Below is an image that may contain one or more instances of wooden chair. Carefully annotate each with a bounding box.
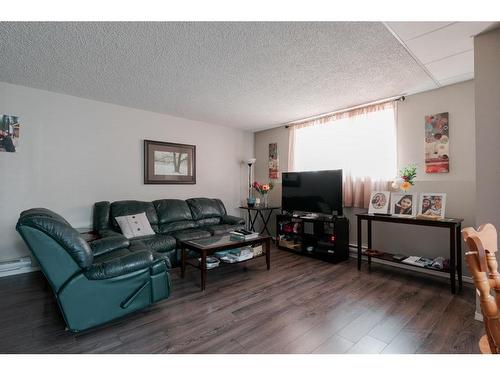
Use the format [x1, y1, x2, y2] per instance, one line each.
[462, 223, 500, 354]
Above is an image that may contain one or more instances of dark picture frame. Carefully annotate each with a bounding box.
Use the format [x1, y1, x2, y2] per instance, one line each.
[144, 140, 196, 184]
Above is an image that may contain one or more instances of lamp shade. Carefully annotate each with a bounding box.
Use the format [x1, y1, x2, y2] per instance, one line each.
[247, 158, 256, 165]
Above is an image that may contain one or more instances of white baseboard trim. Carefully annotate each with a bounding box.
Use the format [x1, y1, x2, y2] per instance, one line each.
[348, 244, 473, 285]
[0, 265, 39, 278]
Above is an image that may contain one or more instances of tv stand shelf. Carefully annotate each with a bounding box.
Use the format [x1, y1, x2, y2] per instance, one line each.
[276, 214, 349, 263]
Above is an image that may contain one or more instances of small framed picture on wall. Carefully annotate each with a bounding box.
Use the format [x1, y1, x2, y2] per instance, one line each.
[390, 193, 417, 217]
[418, 193, 446, 219]
[368, 191, 390, 214]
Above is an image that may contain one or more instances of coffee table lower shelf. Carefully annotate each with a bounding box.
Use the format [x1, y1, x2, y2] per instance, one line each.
[180, 235, 271, 291]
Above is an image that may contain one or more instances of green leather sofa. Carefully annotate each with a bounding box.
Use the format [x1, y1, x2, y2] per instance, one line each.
[16, 208, 172, 332]
[93, 197, 245, 267]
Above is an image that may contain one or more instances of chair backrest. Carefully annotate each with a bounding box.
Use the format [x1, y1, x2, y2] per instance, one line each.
[16, 208, 93, 292]
[462, 223, 500, 353]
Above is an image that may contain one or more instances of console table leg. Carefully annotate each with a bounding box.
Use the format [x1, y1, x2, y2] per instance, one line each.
[367, 219, 372, 269]
[249, 211, 259, 232]
[201, 251, 207, 291]
[357, 216, 362, 270]
[456, 223, 463, 292]
[265, 237, 271, 270]
[450, 226, 456, 294]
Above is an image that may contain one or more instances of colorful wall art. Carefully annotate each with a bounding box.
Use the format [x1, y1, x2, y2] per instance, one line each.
[268, 142, 279, 179]
[425, 112, 449, 173]
[0, 114, 20, 153]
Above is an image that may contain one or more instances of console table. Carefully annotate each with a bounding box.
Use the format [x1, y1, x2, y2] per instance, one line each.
[356, 213, 463, 294]
[239, 206, 281, 236]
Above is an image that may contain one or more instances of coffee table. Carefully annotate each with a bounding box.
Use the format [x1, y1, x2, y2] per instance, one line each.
[180, 234, 271, 291]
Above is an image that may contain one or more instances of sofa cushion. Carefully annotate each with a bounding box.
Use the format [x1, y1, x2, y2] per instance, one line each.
[186, 198, 226, 221]
[170, 229, 212, 242]
[153, 199, 198, 233]
[110, 201, 159, 232]
[130, 234, 176, 253]
[201, 223, 244, 236]
[195, 217, 221, 226]
[85, 250, 154, 280]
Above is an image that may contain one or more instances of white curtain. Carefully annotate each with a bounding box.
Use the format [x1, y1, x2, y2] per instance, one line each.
[288, 101, 397, 208]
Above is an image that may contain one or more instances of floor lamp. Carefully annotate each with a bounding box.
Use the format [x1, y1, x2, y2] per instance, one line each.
[246, 158, 256, 207]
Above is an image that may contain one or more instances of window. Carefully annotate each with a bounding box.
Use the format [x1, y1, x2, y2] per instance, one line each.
[288, 101, 397, 208]
[291, 102, 397, 181]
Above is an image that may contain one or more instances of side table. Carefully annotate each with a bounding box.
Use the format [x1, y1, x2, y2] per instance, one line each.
[239, 206, 281, 236]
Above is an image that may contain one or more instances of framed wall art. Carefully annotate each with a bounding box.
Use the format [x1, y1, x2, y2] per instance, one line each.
[425, 112, 449, 173]
[144, 140, 196, 184]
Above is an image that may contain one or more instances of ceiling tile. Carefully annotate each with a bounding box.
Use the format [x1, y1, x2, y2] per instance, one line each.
[385, 22, 454, 41]
[405, 22, 493, 64]
[425, 50, 474, 82]
[438, 72, 474, 87]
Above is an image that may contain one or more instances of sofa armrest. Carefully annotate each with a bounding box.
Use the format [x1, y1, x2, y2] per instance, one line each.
[221, 215, 245, 226]
[84, 250, 154, 280]
[89, 235, 130, 257]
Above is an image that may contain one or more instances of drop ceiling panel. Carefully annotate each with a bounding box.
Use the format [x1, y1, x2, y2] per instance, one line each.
[405, 22, 491, 64]
[425, 50, 474, 81]
[385, 22, 454, 41]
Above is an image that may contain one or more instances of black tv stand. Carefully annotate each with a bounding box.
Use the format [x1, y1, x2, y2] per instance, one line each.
[276, 213, 349, 263]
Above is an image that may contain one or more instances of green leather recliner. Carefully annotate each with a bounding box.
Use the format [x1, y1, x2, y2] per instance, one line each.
[16, 208, 171, 332]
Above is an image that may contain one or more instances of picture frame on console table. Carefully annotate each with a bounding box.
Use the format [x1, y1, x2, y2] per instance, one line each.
[390, 193, 417, 218]
[417, 193, 446, 220]
[368, 191, 390, 214]
[144, 140, 196, 184]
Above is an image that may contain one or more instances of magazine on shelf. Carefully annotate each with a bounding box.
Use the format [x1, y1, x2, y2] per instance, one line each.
[214, 247, 254, 263]
[229, 229, 259, 240]
[401, 256, 434, 268]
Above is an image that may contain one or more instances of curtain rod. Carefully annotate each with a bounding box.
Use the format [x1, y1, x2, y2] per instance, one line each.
[283, 95, 405, 128]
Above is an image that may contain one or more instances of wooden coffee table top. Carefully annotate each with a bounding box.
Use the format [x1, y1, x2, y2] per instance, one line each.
[181, 234, 271, 252]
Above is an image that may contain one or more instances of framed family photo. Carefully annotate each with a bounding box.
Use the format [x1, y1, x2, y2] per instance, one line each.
[144, 140, 196, 184]
[418, 193, 446, 219]
[368, 191, 390, 214]
[390, 193, 417, 217]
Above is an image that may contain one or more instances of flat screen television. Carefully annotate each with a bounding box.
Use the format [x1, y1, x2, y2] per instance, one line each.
[282, 170, 343, 216]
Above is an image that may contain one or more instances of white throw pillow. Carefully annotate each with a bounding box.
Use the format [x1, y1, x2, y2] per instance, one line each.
[115, 212, 155, 239]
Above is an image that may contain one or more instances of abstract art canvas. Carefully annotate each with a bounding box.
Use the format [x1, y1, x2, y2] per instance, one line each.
[425, 112, 449, 173]
[268, 142, 279, 179]
[0, 114, 20, 153]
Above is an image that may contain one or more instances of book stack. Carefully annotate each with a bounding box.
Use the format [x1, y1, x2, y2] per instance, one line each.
[230, 229, 259, 241]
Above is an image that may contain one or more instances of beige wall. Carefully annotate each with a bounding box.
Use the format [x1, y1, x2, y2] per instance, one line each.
[474, 28, 500, 229]
[254, 80, 475, 261]
[0, 82, 254, 262]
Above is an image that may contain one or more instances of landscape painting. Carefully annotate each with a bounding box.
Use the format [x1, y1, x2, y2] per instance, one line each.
[144, 140, 196, 184]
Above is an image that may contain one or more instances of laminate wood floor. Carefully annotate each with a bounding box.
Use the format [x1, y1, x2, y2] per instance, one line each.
[0, 247, 484, 354]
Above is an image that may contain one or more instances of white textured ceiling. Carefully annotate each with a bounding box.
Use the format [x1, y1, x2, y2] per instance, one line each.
[0, 22, 449, 130]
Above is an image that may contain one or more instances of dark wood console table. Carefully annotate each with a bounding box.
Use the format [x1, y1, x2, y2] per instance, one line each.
[239, 206, 281, 236]
[356, 213, 463, 294]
